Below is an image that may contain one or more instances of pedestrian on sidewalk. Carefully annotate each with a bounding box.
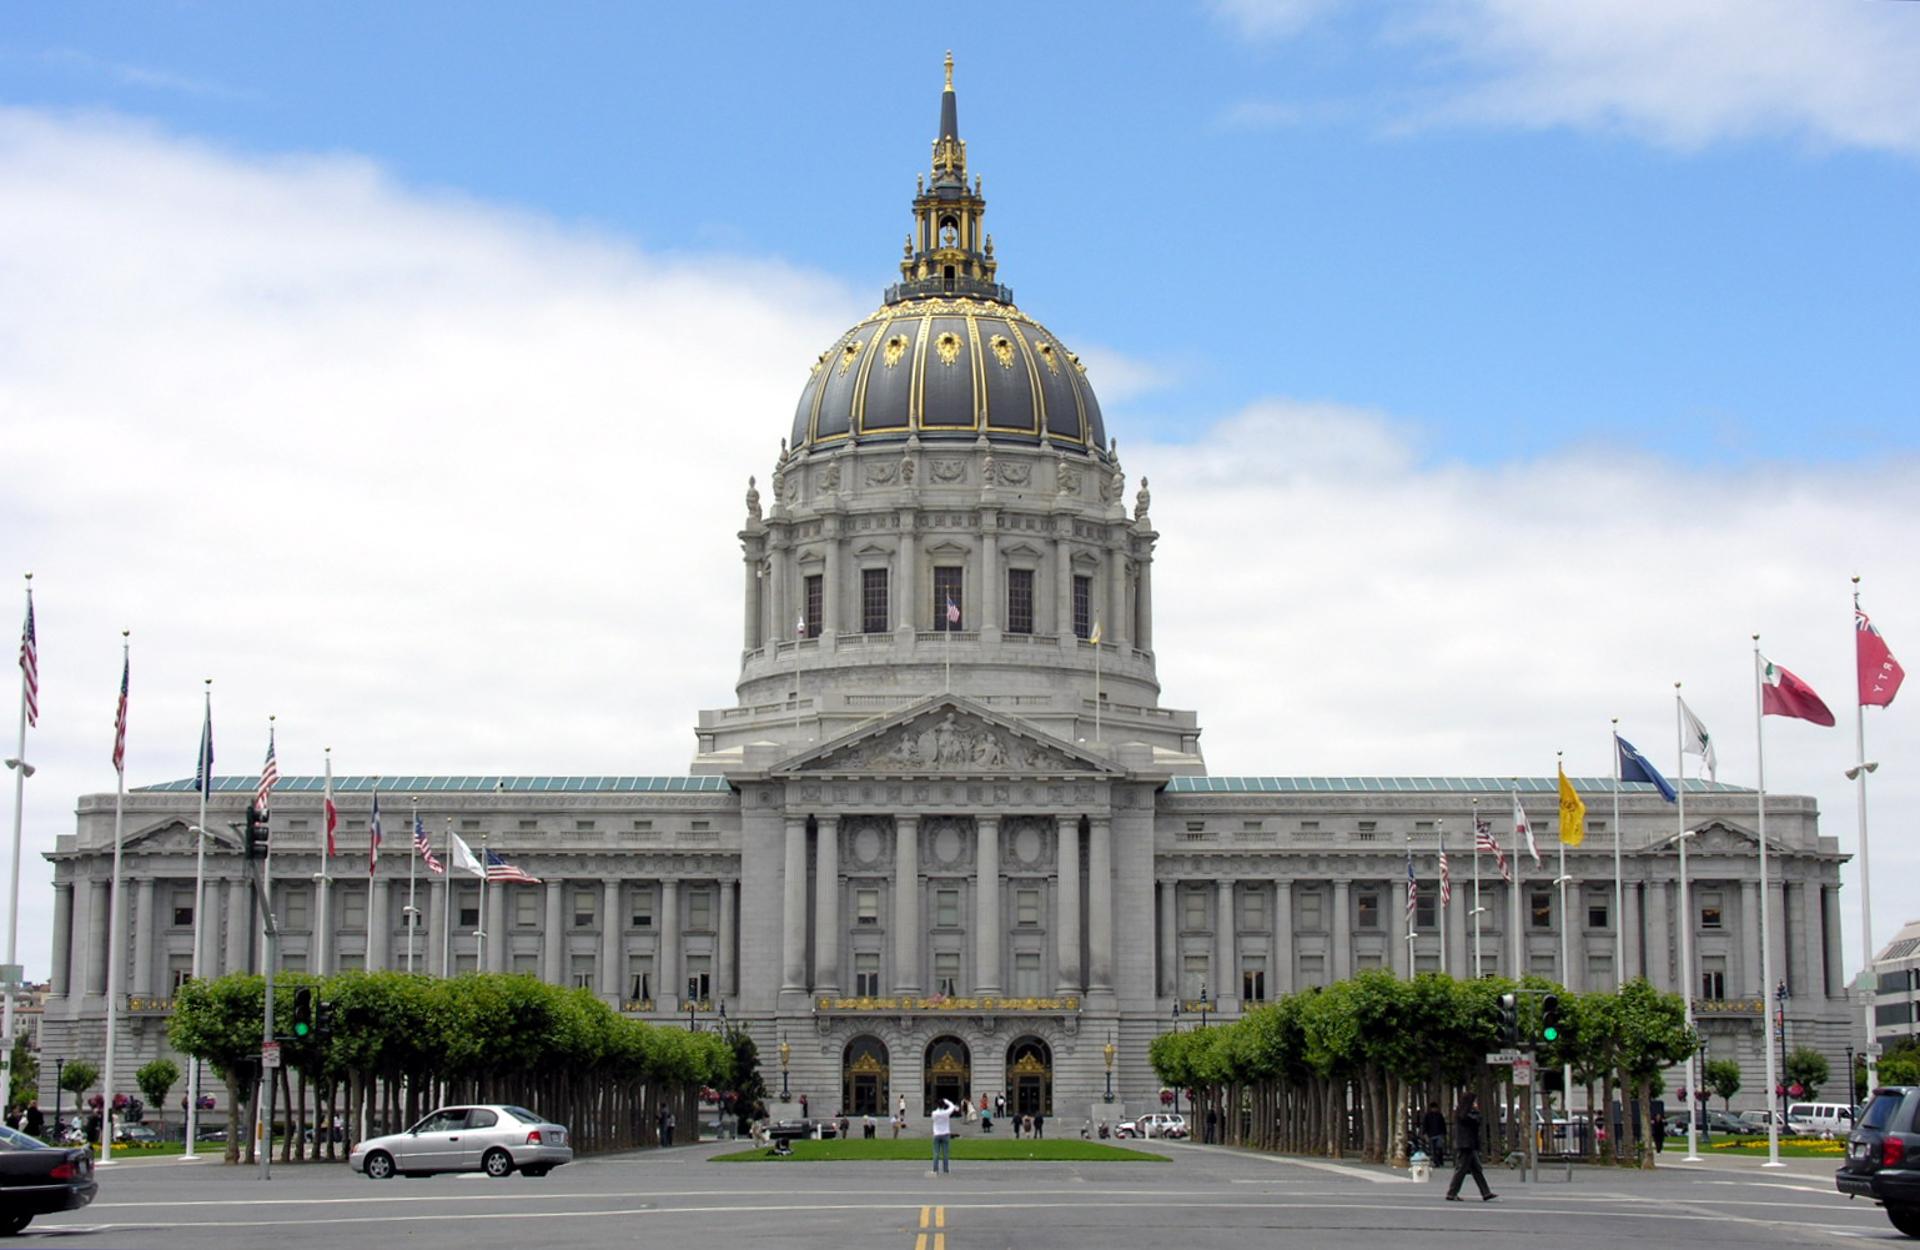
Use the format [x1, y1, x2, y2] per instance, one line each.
[1444, 1093, 1497, 1203]
[1421, 1103, 1448, 1165]
[930, 1099, 957, 1174]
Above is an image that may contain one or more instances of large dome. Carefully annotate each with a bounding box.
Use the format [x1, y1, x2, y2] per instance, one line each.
[789, 299, 1106, 453]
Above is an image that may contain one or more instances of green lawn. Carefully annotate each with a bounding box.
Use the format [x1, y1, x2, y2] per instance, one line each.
[713, 1137, 1166, 1163]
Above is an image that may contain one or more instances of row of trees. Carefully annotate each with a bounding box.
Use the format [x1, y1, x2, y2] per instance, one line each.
[1149, 973, 1695, 1168]
[168, 971, 738, 1165]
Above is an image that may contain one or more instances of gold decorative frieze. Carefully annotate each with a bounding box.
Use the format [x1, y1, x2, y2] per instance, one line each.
[883, 334, 910, 368]
[814, 994, 1081, 1013]
[935, 331, 962, 366]
[1692, 998, 1763, 1018]
[620, 999, 656, 1013]
[125, 995, 175, 1014]
[838, 339, 865, 375]
[989, 335, 1016, 369]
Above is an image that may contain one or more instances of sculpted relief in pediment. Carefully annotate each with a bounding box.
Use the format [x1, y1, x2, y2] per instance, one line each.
[820, 712, 1076, 774]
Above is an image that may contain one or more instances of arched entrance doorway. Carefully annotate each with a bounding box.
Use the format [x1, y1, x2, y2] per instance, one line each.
[1006, 1036, 1052, 1118]
[841, 1036, 889, 1117]
[923, 1035, 971, 1116]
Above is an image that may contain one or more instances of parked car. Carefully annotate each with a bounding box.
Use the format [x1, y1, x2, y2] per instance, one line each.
[1740, 1109, 1787, 1132]
[0, 1123, 98, 1235]
[1789, 1102, 1856, 1140]
[1115, 1113, 1187, 1140]
[1668, 1109, 1751, 1137]
[1835, 1086, 1920, 1238]
[348, 1104, 572, 1180]
[111, 1123, 161, 1145]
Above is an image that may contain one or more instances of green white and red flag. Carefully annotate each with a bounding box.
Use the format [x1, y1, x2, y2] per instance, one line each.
[1760, 656, 1835, 726]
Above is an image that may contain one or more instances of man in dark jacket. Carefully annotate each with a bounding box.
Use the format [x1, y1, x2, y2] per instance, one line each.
[1444, 1093, 1497, 1202]
[1421, 1103, 1449, 1165]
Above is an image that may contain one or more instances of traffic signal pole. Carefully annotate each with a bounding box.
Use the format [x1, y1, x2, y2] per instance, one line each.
[244, 815, 279, 1182]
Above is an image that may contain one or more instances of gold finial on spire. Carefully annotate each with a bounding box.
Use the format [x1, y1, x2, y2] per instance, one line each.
[944, 50, 954, 91]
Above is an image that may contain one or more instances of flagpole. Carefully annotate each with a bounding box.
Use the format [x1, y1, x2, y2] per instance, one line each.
[366, 780, 379, 971]
[1676, 682, 1702, 1162]
[1853, 576, 1879, 1094]
[99, 631, 129, 1167]
[1471, 798, 1483, 980]
[476, 832, 489, 972]
[1611, 719, 1624, 986]
[1404, 835, 1415, 979]
[182, 678, 211, 1162]
[441, 818, 453, 977]
[1437, 820, 1447, 979]
[406, 799, 419, 974]
[1556, 754, 1570, 991]
[1753, 636, 1783, 1169]
[1093, 627, 1102, 745]
[1510, 790, 1523, 983]
[1, 576, 34, 1139]
[260, 716, 274, 977]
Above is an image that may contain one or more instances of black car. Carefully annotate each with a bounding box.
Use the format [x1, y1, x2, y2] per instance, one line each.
[1836, 1086, 1920, 1238]
[0, 1124, 98, 1235]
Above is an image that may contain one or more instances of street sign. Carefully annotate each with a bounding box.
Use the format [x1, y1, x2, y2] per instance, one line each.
[1485, 1050, 1523, 1064]
[0, 963, 22, 990]
[1512, 1057, 1534, 1086]
[261, 1041, 281, 1070]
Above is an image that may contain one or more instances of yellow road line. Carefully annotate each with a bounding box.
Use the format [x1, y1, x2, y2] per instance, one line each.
[919, 1205, 931, 1228]
[936, 1205, 946, 1227]
[934, 1235, 945, 1250]
[914, 1235, 926, 1250]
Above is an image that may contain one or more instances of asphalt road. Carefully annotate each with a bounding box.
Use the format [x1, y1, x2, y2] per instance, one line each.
[21, 1141, 1905, 1248]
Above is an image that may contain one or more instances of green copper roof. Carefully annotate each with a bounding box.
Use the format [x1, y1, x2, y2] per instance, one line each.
[135, 776, 732, 795]
[1164, 776, 1746, 795]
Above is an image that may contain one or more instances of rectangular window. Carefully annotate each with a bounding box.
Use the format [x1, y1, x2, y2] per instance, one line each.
[1181, 889, 1206, 932]
[338, 953, 365, 973]
[631, 885, 654, 929]
[1014, 952, 1042, 996]
[854, 953, 881, 997]
[515, 890, 539, 928]
[803, 574, 823, 638]
[1700, 891, 1724, 929]
[284, 888, 309, 931]
[1241, 890, 1268, 931]
[458, 889, 479, 929]
[1357, 953, 1385, 971]
[168, 953, 193, 993]
[573, 889, 596, 928]
[1701, 956, 1728, 1001]
[342, 887, 366, 930]
[511, 953, 538, 976]
[687, 955, 712, 1002]
[1588, 951, 1614, 984]
[1530, 890, 1554, 929]
[933, 566, 963, 631]
[569, 954, 595, 990]
[402, 901, 424, 930]
[628, 955, 653, 1003]
[1529, 953, 1558, 979]
[1016, 888, 1040, 927]
[688, 887, 712, 931]
[518, 819, 538, 832]
[1072, 574, 1093, 640]
[1356, 891, 1380, 930]
[1588, 898, 1610, 930]
[1242, 955, 1267, 1003]
[1006, 568, 1035, 634]
[935, 889, 960, 928]
[934, 951, 961, 996]
[862, 567, 889, 634]
[454, 953, 477, 975]
[461, 818, 481, 831]
[1299, 952, 1327, 987]
[575, 819, 596, 832]
[1299, 891, 1323, 930]
[856, 888, 880, 926]
[172, 890, 195, 928]
[1415, 887, 1436, 931]
[1184, 953, 1211, 999]
[280, 952, 306, 973]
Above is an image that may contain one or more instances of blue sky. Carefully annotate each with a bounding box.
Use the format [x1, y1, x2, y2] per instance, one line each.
[8, 1, 1915, 466]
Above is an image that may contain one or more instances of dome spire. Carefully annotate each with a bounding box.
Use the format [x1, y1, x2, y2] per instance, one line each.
[889, 51, 1006, 305]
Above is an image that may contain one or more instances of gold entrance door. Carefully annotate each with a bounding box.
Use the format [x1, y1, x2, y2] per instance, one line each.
[1007, 1037, 1052, 1118]
[923, 1035, 972, 1116]
[842, 1036, 890, 1117]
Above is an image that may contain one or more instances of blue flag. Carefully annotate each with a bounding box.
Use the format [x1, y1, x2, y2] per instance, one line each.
[195, 700, 215, 799]
[1616, 734, 1677, 803]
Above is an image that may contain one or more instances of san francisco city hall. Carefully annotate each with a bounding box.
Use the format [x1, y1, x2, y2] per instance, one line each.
[39, 63, 1852, 1124]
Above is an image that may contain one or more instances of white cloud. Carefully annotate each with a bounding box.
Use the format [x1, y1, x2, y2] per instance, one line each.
[1211, 0, 1342, 41]
[1219, 0, 1920, 156]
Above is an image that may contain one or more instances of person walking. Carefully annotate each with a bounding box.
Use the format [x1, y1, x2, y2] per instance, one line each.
[930, 1098, 957, 1174]
[1444, 1093, 1497, 1203]
[1034, 1111, 1044, 1139]
[22, 1101, 44, 1141]
[1421, 1103, 1448, 1166]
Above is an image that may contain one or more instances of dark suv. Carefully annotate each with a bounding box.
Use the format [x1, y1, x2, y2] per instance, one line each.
[1836, 1086, 1920, 1237]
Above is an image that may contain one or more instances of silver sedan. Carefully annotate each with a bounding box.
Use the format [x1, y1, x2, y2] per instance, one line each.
[348, 1104, 573, 1179]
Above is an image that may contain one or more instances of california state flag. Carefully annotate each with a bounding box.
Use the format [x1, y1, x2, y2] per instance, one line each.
[1761, 655, 1835, 726]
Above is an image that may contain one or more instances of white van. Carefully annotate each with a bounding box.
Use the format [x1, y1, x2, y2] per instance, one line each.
[1786, 1102, 1855, 1139]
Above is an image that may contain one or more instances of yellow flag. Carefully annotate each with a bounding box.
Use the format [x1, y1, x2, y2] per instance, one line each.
[1089, 619, 1103, 645]
[1557, 764, 1586, 847]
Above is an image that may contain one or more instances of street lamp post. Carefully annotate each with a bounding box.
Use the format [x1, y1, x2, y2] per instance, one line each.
[52, 1057, 64, 1139]
[1775, 980, 1791, 1125]
[779, 1034, 791, 1101]
[1198, 980, 1211, 1030]
[1103, 1032, 1115, 1104]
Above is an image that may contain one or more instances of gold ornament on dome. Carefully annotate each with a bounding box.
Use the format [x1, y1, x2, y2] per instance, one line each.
[838, 339, 865, 375]
[883, 334, 910, 368]
[989, 335, 1016, 369]
[935, 331, 962, 366]
[1033, 340, 1061, 375]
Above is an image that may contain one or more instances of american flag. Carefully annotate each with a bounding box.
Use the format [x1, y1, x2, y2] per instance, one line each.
[484, 848, 540, 884]
[945, 596, 960, 625]
[18, 594, 37, 728]
[111, 653, 129, 775]
[1474, 816, 1510, 882]
[1438, 848, 1452, 907]
[368, 790, 383, 877]
[256, 727, 279, 813]
[414, 813, 443, 875]
[1405, 847, 1418, 918]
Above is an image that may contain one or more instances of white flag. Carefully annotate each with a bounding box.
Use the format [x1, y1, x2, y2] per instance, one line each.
[1513, 791, 1540, 867]
[1679, 697, 1717, 781]
[449, 832, 485, 877]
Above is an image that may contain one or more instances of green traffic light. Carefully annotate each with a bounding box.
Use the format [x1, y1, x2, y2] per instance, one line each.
[1542, 1026, 1558, 1042]
[293, 1021, 310, 1037]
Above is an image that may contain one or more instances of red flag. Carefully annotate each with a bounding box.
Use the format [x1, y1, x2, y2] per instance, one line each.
[323, 795, 338, 857]
[1761, 656, 1835, 726]
[1858, 606, 1905, 708]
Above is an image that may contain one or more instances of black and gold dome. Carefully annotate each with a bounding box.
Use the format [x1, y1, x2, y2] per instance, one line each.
[790, 55, 1106, 455]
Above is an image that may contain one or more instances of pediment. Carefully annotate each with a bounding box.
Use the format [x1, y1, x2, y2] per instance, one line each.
[124, 819, 201, 854]
[1689, 821, 1760, 855]
[777, 696, 1115, 778]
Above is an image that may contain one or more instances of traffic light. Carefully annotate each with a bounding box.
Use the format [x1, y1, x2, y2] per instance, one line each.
[1541, 994, 1567, 1046]
[315, 999, 335, 1039]
[243, 803, 267, 859]
[1497, 992, 1518, 1046]
[290, 986, 313, 1039]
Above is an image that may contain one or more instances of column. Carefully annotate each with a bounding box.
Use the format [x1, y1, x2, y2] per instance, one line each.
[659, 879, 680, 1008]
[1621, 881, 1643, 984]
[543, 880, 564, 984]
[743, 552, 763, 651]
[1331, 880, 1352, 982]
[424, 873, 445, 979]
[50, 883, 73, 996]
[1785, 881, 1811, 998]
[815, 816, 841, 993]
[368, 878, 390, 971]
[1215, 879, 1236, 1009]
[769, 537, 789, 647]
[485, 880, 506, 972]
[1822, 885, 1844, 999]
[1054, 526, 1074, 643]
[82, 880, 109, 994]
[1390, 874, 1409, 977]
[1271, 880, 1293, 995]
[975, 816, 1001, 994]
[823, 520, 842, 638]
[1741, 879, 1764, 996]
[1135, 549, 1154, 652]
[223, 878, 249, 976]
[1447, 871, 1470, 981]
[717, 878, 735, 999]
[981, 524, 1000, 634]
[1088, 816, 1114, 991]
[600, 880, 622, 997]
[132, 877, 156, 996]
[1156, 879, 1176, 996]
[1644, 880, 1672, 992]
[896, 516, 919, 636]
[1107, 546, 1127, 648]
[1056, 816, 1081, 993]
[782, 818, 808, 991]
[894, 816, 920, 992]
